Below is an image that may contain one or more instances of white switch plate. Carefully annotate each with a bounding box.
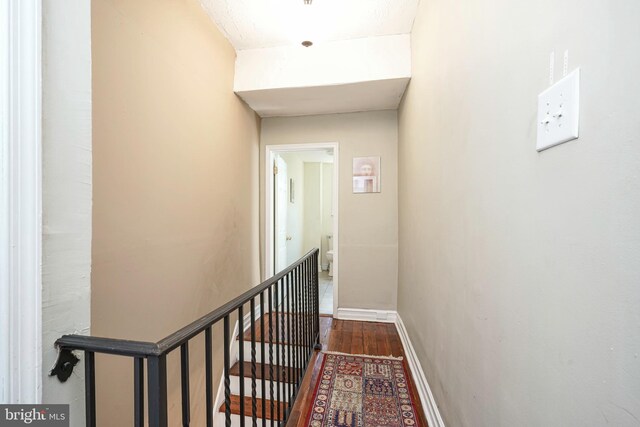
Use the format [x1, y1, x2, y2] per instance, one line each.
[537, 68, 580, 151]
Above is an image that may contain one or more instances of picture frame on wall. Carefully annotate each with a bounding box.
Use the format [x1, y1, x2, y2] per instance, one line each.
[352, 156, 381, 193]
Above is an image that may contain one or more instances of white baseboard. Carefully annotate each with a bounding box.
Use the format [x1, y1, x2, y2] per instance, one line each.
[395, 314, 445, 427]
[335, 307, 397, 323]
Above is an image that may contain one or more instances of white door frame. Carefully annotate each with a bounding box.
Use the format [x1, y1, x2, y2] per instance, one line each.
[265, 143, 339, 315]
[0, 0, 43, 403]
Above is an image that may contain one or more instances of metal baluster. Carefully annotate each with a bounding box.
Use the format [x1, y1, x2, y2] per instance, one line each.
[148, 355, 168, 427]
[293, 265, 299, 396]
[315, 254, 319, 342]
[239, 305, 246, 427]
[286, 272, 293, 416]
[275, 281, 282, 424]
[298, 263, 303, 388]
[314, 252, 321, 350]
[293, 266, 300, 404]
[224, 315, 232, 427]
[251, 298, 257, 427]
[260, 291, 267, 427]
[305, 257, 310, 362]
[283, 276, 289, 422]
[85, 351, 96, 427]
[313, 256, 317, 349]
[302, 258, 306, 365]
[307, 258, 318, 360]
[268, 286, 275, 427]
[205, 327, 213, 427]
[297, 262, 303, 386]
[304, 259, 308, 368]
[180, 343, 191, 427]
[311, 255, 315, 345]
[307, 258, 318, 361]
[134, 357, 144, 427]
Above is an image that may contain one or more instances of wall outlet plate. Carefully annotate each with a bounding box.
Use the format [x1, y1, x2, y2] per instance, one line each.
[537, 68, 580, 151]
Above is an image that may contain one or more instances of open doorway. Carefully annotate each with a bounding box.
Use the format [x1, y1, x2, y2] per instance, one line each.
[266, 143, 338, 316]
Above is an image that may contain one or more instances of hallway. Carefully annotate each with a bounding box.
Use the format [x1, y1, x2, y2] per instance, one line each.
[287, 317, 428, 427]
[7, 0, 638, 426]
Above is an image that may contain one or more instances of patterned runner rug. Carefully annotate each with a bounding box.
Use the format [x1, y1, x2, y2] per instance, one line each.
[305, 351, 422, 427]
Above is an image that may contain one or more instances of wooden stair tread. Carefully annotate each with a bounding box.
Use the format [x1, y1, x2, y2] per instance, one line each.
[219, 395, 286, 421]
[239, 312, 314, 345]
[230, 361, 300, 383]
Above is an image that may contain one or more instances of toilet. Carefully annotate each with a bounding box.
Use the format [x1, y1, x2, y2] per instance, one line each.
[326, 235, 334, 277]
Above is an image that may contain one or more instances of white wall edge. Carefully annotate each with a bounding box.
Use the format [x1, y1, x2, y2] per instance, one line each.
[395, 314, 445, 427]
[1, 0, 43, 404]
[335, 308, 397, 323]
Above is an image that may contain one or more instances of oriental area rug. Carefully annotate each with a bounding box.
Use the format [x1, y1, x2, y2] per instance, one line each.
[305, 352, 422, 427]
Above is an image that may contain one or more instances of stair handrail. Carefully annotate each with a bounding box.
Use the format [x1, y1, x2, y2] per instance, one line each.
[54, 249, 318, 358]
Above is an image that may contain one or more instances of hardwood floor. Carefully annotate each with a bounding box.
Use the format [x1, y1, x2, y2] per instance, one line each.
[286, 317, 429, 427]
[221, 314, 428, 427]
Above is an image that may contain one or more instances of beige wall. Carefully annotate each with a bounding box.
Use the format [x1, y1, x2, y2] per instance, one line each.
[261, 111, 398, 311]
[398, 0, 640, 426]
[91, 0, 260, 425]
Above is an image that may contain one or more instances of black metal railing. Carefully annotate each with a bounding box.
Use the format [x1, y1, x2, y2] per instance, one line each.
[51, 249, 321, 427]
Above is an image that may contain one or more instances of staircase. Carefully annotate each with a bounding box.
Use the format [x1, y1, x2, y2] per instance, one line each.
[52, 249, 320, 427]
[217, 312, 311, 426]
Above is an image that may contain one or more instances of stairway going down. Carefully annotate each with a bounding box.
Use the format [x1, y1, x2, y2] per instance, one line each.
[52, 249, 320, 427]
[217, 311, 316, 427]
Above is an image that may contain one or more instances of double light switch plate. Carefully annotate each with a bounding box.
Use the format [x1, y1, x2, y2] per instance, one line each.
[537, 68, 580, 151]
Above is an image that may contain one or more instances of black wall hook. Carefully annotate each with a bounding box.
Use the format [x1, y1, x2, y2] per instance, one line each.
[50, 348, 80, 382]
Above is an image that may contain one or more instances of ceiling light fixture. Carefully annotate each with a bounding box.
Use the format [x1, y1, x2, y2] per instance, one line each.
[300, 0, 314, 47]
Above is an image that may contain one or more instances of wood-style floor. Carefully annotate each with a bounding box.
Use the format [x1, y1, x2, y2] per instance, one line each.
[286, 315, 429, 427]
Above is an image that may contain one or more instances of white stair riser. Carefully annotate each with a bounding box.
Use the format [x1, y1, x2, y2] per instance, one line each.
[229, 376, 290, 402]
[214, 413, 282, 427]
[238, 342, 312, 367]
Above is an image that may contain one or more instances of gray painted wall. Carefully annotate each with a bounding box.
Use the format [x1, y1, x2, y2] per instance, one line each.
[398, 0, 640, 425]
[261, 111, 399, 311]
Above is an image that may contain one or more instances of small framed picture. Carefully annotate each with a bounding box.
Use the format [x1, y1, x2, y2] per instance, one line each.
[352, 156, 380, 193]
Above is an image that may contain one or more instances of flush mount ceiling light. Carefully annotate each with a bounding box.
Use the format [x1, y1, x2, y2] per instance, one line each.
[301, 0, 313, 46]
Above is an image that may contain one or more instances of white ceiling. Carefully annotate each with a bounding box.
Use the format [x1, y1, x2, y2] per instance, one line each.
[200, 0, 420, 50]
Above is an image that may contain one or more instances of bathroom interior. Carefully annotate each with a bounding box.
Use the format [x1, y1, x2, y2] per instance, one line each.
[275, 149, 334, 314]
